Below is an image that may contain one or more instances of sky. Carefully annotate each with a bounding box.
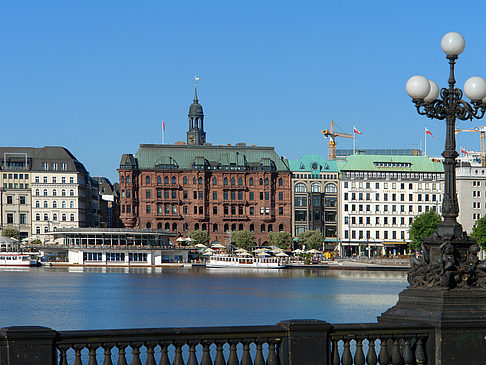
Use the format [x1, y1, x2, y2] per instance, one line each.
[1, 1, 486, 183]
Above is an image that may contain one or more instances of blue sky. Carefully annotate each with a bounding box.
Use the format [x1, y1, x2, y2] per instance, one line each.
[1, 1, 486, 182]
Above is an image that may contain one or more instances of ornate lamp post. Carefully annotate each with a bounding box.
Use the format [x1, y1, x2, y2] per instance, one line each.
[403, 32, 486, 289]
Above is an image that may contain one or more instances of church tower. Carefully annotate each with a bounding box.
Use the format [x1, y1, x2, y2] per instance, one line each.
[187, 77, 206, 145]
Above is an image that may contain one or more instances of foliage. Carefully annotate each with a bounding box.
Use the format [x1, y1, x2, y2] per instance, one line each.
[268, 231, 292, 249]
[1, 228, 19, 239]
[408, 211, 441, 250]
[297, 230, 324, 250]
[472, 216, 486, 250]
[188, 230, 209, 245]
[31, 239, 42, 245]
[231, 230, 255, 251]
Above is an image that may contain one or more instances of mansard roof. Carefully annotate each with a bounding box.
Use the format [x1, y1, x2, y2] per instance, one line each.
[288, 154, 339, 173]
[338, 154, 444, 173]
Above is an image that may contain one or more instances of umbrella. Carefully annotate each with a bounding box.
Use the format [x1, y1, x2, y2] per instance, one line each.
[234, 248, 247, 253]
[211, 243, 226, 249]
[185, 237, 195, 242]
[0, 236, 18, 244]
[270, 248, 283, 253]
[202, 251, 214, 256]
[292, 249, 304, 254]
[195, 243, 207, 249]
[257, 252, 270, 257]
[203, 248, 215, 253]
[307, 249, 321, 254]
[254, 248, 267, 253]
[237, 252, 252, 257]
[175, 237, 186, 242]
[276, 252, 289, 257]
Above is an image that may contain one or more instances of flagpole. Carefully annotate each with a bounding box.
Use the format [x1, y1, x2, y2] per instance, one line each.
[353, 124, 356, 154]
[162, 120, 165, 144]
[424, 126, 427, 156]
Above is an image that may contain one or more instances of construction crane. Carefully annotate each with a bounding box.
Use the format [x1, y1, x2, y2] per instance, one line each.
[321, 121, 353, 160]
[455, 126, 486, 167]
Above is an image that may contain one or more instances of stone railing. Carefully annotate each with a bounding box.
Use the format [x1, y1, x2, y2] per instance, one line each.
[0, 320, 434, 365]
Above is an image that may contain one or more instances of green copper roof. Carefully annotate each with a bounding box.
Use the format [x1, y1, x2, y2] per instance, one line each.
[127, 144, 290, 171]
[288, 154, 339, 173]
[339, 154, 444, 173]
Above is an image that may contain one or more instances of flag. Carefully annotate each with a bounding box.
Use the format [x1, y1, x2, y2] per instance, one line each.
[461, 148, 468, 155]
[353, 126, 363, 135]
[162, 120, 166, 131]
[425, 126, 434, 138]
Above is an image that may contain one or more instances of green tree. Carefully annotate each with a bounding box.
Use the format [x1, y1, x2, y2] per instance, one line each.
[268, 231, 292, 249]
[297, 230, 324, 250]
[472, 216, 486, 250]
[188, 230, 209, 245]
[1, 228, 19, 239]
[408, 211, 441, 250]
[231, 230, 255, 251]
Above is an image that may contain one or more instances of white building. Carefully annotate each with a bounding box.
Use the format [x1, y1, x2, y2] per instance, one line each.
[456, 165, 486, 234]
[338, 154, 444, 257]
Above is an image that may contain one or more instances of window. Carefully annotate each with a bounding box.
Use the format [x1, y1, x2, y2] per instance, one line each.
[224, 178, 228, 185]
[212, 177, 217, 185]
[249, 178, 254, 186]
[264, 178, 269, 186]
[250, 207, 254, 215]
[278, 178, 283, 186]
[6, 196, 13, 204]
[43, 189, 48, 196]
[279, 207, 283, 215]
[279, 192, 283, 200]
[35, 189, 40, 196]
[62, 189, 66, 196]
[44, 201, 48, 208]
[238, 177, 243, 185]
[70, 189, 74, 196]
[146, 205, 151, 213]
[70, 177, 74, 183]
[53, 213, 58, 221]
[231, 178, 235, 186]
[213, 191, 217, 200]
[294, 183, 307, 193]
[53, 177, 57, 183]
[53, 189, 57, 196]
[183, 176, 188, 185]
[146, 176, 150, 184]
[20, 214, 26, 225]
[35, 176, 40, 183]
[35, 201, 40, 208]
[43, 176, 48, 183]
[70, 214, 75, 222]
[324, 183, 337, 193]
[70, 201, 74, 209]
[62, 201, 66, 208]
[7, 213, 13, 224]
[311, 183, 321, 192]
[62, 177, 66, 183]
[44, 213, 49, 221]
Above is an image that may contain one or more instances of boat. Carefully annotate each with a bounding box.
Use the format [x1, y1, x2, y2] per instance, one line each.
[206, 254, 286, 269]
[0, 252, 41, 267]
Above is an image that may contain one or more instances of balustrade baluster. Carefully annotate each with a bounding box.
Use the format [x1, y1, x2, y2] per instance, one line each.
[201, 343, 212, 365]
[187, 344, 198, 365]
[341, 339, 352, 365]
[159, 345, 170, 365]
[58, 347, 68, 365]
[241, 342, 252, 365]
[74, 346, 83, 365]
[214, 342, 225, 365]
[88, 346, 99, 365]
[254, 342, 265, 365]
[354, 338, 365, 365]
[145, 344, 156, 365]
[391, 338, 402, 365]
[103, 345, 113, 365]
[415, 337, 426, 365]
[227, 342, 238, 365]
[366, 338, 377, 365]
[116, 345, 128, 365]
[378, 338, 389, 365]
[402, 338, 414, 365]
[331, 339, 340, 365]
[130, 345, 142, 365]
[174, 343, 184, 365]
[266, 341, 279, 365]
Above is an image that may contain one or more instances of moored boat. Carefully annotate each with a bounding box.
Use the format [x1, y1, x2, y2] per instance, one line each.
[206, 254, 286, 269]
[0, 252, 41, 267]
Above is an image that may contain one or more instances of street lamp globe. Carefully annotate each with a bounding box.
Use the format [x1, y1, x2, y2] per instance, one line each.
[423, 80, 440, 102]
[440, 32, 465, 56]
[406, 75, 430, 99]
[464, 76, 486, 102]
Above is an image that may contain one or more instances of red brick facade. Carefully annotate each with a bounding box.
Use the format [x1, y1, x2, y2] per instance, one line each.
[118, 169, 292, 246]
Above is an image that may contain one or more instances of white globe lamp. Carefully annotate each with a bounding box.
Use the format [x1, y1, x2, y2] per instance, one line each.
[406, 75, 430, 100]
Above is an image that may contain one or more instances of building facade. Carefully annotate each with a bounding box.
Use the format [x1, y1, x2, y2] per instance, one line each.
[456, 165, 486, 234]
[338, 154, 444, 257]
[288, 155, 339, 248]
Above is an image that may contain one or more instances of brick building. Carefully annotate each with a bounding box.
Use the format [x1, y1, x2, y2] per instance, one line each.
[118, 87, 291, 246]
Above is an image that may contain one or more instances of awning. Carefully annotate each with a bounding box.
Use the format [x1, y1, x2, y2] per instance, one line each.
[383, 241, 408, 246]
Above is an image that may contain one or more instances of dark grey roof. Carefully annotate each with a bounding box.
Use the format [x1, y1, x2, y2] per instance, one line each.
[189, 100, 203, 116]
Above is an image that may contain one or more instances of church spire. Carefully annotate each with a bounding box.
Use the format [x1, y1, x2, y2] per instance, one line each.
[187, 76, 206, 145]
[194, 75, 199, 101]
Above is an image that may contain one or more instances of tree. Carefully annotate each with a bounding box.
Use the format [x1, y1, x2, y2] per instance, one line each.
[268, 231, 292, 249]
[297, 230, 324, 250]
[231, 230, 255, 251]
[188, 230, 209, 245]
[472, 216, 486, 250]
[1, 228, 19, 239]
[408, 211, 441, 250]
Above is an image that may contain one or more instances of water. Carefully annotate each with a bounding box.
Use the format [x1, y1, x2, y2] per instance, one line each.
[0, 267, 407, 330]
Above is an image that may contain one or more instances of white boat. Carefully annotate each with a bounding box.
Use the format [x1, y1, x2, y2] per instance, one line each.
[0, 252, 40, 267]
[206, 254, 286, 269]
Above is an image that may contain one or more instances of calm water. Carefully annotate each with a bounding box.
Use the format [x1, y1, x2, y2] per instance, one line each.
[0, 267, 407, 330]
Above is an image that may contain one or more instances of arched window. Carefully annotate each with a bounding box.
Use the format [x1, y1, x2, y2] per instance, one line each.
[224, 224, 229, 232]
[62, 201, 66, 208]
[294, 183, 307, 193]
[324, 183, 338, 193]
[172, 176, 176, 184]
[53, 201, 57, 208]
[165, 223, 170, 230]
[62, 189, 66, 196]
[70, 201, 74, 209]
[231, 223, 236, 231]
[35, 201, 40, 208]
[239, 224, 243, 231]
[311, 183, 321, 193]
[35, 213, 40, 221]
[278, 224, 284, 232]
[62, 214, 67, 221]
[146, 222, 151, 229]
[157, 176, 161, 184]
[121, 176, 125, 183]
[183, 176, 188, 185]
[157, 223, 162, 229]
[264, 178, 269, 186]
[126, 176, 131, 183]
[198, 177, 203, 185]
[36, 227, 41, 234]
[183, 223, 188, 231]
[268, 224, 273, 232]
[44, 201, 48, 208]
[213, 223, 218, 232]
[195, 223, 200, 230]
[44, 213, 48, 221]
[212, 177, 217, 185]
[250, 224, 255, 232]
[260, 224, 266, 232]
[278, 178, 283, 186]
[259, 178, 263, 185]
[231, 178, 235, 186]
[146, 176, 150, 184]
[69, 190, 74, 196]
[44, 227, 49, 233]
[202, 223, 207, 231]
[249, 178, 254, 186]
[224, 178, 228, 185]
[70, 214, 75, 221]
[43, 189, 48, 196]
[238, 177, 243, 185]
[172, 223, 177, 232]
[35, 189, 40, 196]
[53, 189, 57, 196]
[193, 177, 197, 185]
[164, 176, 169, 184]
[53, 213, 58, 221]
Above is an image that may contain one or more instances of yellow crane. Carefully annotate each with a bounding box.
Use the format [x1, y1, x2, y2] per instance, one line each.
[455, 126, 486, 167]
[321, 121, 353, 160]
